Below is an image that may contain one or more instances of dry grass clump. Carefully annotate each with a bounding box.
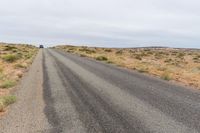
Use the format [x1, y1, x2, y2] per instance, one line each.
[161, 71, 172, 81]
[96, 56, 108, 61]
[54, 45, 200, 89]
[1, 54, 19, 62]
[0, 80, 16, 89]
[0, 95, 16, 112]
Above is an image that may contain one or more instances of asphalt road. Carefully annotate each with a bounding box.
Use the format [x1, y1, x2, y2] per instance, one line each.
[1, 49, 200, 133]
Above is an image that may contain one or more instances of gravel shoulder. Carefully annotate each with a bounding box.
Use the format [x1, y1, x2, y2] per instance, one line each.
[0, 50, 50, 133]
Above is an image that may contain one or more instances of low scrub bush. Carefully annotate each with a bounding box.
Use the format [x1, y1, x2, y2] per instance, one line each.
[193, 56, 200, 61]
[158, 67, 167, 71]
[135, 55, 142, 60]
[193, 57, 200, 63]
[0, 95, 16, 112]
[140, 52, 148, 57]
[146, 51, 154, 55]
[14, 64, 26, 69]
[0, 80, 16, 89]
[107, 60, 113, 64]
[68, 48, 75, 51]
[0, 67, 3, 73]
[164, 59, 172, 63]
[137, 67, 149, 73]
[161, 72, 171, 81]
[154, 52, 163, 58]
[3, 45, 17, 51]
[104, 49, 112, 52]
[1, 54, 19, 62]
[177, 53, 185, 58]
[171, 51, 178, 56]
[115, 50, 123, 55]
[67, 50, 74, 53]
[79, 48, 96, 54]
[0, 73, 5, 80]
[96, 56, 108, 61]
[17, 73, 23, 78]
[80, 54, 86, 57]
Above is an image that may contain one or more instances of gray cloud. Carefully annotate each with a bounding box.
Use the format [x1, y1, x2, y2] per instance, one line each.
[0, 0, 200, 48]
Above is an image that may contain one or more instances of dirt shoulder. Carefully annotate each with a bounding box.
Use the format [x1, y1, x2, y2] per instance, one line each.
[0, 49, 50, 133]
[54, 45, 200, 89]
[0, 43, 38, 113]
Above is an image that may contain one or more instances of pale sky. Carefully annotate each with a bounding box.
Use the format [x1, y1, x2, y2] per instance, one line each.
[0, 0, 200, 48]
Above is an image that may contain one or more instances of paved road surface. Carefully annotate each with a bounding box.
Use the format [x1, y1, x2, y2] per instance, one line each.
[1, 49, 200, 133]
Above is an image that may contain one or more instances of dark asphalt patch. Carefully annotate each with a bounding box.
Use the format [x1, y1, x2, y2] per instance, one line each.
[42, 51, 63, 133]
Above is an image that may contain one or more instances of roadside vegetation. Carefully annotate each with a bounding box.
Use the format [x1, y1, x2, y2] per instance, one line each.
[54, 45, 200, 89]
[0, 43, 38, 112]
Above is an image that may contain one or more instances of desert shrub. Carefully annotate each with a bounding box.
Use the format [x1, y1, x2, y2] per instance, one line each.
[67, 50, 74, 53]
[161, 72, 171, 81]
[68, 48, 75, 51]
[17, 73, 23, 78]
[115, 50, 123, 55]
[104, 49, 112, 52]
[193, 55, 200, 61]
[158, 51, 165, 55]
[80, 54, 86, 57]
[22, 50, 29, 53]
[171, 51, 178, 55]
[193, 57, 199, 61]
[1, 54, 19, 62]
[155, 56, 162, 59]
[107, 60, 113, 64]
[147, 51, 154, 55]
[79, 48, 96, 54]
[137, 67, 149, 73]
[86, 50, 96, 54]
[129, 50, 135, 53]
[14, 64, 26, 69]
[16, 52, 23, 58]
[140, 52, 148, 57]
[135, 55, 142, 60]
[96, 56, 108, 61]
[158, 67, 167, 71]
[177, 53, 185, 58]
[66, 47, 76, 53]
[12, 49, 18, 53]
[164, 59, 172, 63]
[144, 49, 150, 52]
[0, 73, 5, 80]
[0, 67, 3, 73]
[154, 52, 163, 59]
[3, 45, 17, 51]
[79, 48, 87, 52]
[194, 60, 200, 63]
[0, 80, 16, 88]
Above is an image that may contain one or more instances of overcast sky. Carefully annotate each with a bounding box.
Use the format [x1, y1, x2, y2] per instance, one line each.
[0, 0, 200, 48]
